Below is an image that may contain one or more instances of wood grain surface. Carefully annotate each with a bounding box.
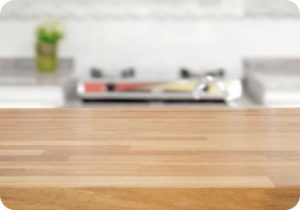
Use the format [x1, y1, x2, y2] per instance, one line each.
[0, 109, 299, 210]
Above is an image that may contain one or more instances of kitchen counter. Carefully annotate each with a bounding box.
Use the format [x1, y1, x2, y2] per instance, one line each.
[0, 109, 299, 210]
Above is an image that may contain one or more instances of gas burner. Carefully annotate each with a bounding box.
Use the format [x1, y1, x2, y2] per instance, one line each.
[180, 68, 225, 79]
[90, 67, 136, 80]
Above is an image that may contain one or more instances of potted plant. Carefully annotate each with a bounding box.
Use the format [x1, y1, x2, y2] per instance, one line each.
[36, 21, 64, 73]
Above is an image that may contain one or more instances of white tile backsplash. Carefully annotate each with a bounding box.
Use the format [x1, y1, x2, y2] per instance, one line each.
[1, 0, 246, 19]
[246, 0, 300, 17]
[2, 0, 299, 19]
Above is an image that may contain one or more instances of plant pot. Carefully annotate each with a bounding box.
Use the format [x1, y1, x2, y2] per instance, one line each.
[36, 42, 58, 73]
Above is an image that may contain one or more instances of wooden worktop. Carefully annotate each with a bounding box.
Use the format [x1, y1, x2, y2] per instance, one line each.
[0, 109, 299, 210]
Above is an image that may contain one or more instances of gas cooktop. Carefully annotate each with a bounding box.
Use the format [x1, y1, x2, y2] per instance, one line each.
[77, 68, 242, 103]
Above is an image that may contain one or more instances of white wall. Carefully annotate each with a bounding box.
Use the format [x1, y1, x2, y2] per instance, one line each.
[0, 0, 300, 80]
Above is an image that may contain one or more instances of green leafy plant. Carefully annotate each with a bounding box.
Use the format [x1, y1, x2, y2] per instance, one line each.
[36, 21, 64, 73]
[36, 21, 64, 44]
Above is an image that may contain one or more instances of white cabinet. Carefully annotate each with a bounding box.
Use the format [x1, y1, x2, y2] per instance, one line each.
[0, 86, 65, 108]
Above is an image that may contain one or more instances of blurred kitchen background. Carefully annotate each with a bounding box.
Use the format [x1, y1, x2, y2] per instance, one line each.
[0, 0, 300, 108]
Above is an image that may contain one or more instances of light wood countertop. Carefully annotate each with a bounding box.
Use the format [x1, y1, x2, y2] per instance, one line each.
[0, 109, 299, 210]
